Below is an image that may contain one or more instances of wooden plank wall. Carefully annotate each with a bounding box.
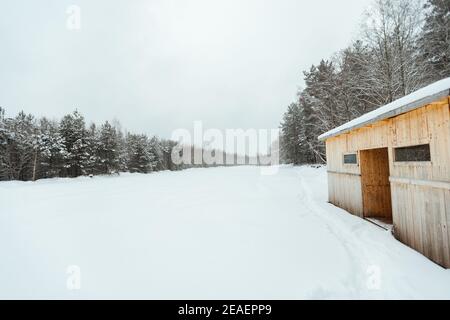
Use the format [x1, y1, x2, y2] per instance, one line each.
[326, 97, 450, 268]
[327, 171, 363, 217]
[391, 183, 450, 267]
[326, 136, 363, 217]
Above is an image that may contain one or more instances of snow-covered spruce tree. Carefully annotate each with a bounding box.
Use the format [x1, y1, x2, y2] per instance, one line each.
[126, 133, 153, 173]
[115, 129, 128, 172]
[0, 108, 19, 180]
[304, 60, 344, 134]
[418, 0, 450, 84]
[2, 111, 37, 181]
[85, 123, 101, 175]
[59, 110, 89, 177]
[298, 91, 326, 163]
[0, 107, 10, 180]
[97, 121, 119, 174]
[279, 91, 326, 165]
[158, 139, 171, 171]
[34, 118, 66, 179]
[148, 136, 165, 171]
[279, 102, 303, 164]
[159, 139, 181, 171]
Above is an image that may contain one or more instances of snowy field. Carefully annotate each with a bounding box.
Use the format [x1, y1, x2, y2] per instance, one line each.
[0, 166, 449, 299]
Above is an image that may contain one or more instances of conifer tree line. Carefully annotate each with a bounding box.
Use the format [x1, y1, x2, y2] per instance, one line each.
[279, 0, 450, 165]
[0, 108, 245, 181]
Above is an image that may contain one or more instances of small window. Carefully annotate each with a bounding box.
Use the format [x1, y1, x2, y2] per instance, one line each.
[343, 153, 358, 164]
[395, 144, 431, 162]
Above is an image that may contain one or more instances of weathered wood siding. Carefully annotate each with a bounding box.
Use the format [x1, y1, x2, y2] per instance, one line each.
[326, 97, 450, 268]
[327, 172, 363, 218]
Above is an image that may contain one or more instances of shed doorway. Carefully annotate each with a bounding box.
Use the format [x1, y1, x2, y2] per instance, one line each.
[360, 148, 393, 229]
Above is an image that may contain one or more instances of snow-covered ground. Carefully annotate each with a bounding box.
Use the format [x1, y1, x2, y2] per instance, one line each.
[0, 166, 449, 299]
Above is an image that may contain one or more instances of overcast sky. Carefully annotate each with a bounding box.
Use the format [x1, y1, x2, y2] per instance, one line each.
[0, 0, 372, 140]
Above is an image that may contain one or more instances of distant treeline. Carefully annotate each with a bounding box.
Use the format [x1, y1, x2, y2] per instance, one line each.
[279, 0, 450, 164]
[0, 108, 250, 182]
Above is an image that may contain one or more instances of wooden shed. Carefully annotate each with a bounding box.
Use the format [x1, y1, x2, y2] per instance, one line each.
[319, 78, 450, 268]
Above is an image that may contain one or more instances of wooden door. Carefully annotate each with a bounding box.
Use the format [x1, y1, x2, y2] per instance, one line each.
[360, 148, 393, 221]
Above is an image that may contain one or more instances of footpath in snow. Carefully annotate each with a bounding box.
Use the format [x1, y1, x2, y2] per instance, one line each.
[0, 166, 449, 299]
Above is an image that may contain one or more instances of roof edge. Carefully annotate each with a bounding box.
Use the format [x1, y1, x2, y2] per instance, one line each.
[318, 89, 450, 141]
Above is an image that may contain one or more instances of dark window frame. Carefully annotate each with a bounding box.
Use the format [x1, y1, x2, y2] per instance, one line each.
[343, 153, 358, 165]
[394, 144, 431, 163]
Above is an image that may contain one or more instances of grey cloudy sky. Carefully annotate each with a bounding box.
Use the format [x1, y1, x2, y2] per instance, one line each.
[0, 0, 372, 139]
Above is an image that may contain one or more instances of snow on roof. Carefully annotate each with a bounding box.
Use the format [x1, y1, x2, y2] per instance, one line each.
[318, 77, 450, 141]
